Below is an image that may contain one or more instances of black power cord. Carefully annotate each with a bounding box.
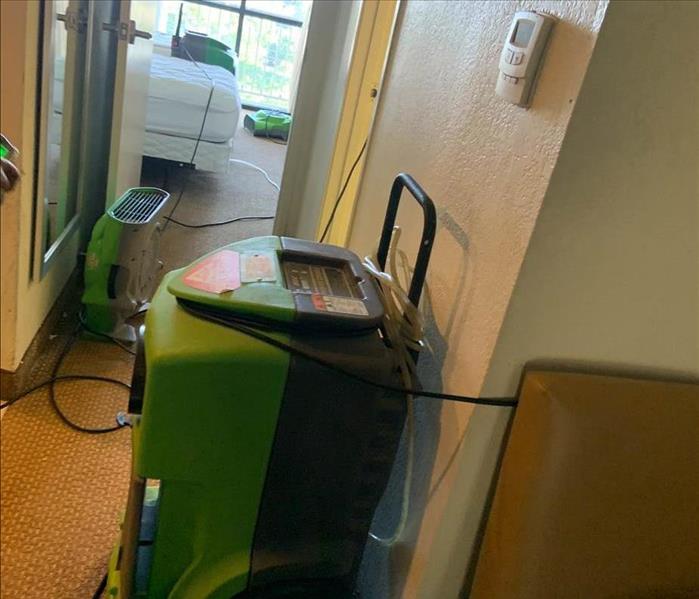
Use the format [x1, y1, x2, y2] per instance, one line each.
[0, 323, 132, 433]
[318, 138, 369, 243]
[158, 48, 283, 232]
[164, 214, 275, 229]
[179, 301, 518, 408]
[91, 573, 107, 599]
[47, 324, 130, 434]
[0, 374, 130, 411]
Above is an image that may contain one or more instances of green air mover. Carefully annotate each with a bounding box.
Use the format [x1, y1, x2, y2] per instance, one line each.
[82, 188, 171, 342]
[107, 175, 436, 598]
[243, 110, 292, 141]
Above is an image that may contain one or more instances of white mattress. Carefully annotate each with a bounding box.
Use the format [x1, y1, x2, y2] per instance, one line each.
[146, 54, 241, 143]
[54, 54, 241, 143]
[143, 130, 233, 173]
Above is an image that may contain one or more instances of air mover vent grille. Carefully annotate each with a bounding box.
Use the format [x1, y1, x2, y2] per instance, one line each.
[110, 188, 169, 225]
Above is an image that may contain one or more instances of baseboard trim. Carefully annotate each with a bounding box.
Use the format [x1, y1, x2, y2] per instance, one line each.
[0, 267, 83, 403]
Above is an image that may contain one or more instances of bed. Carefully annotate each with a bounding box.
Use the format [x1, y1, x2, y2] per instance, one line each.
[53, 50, 242, 173]
[144, 53, 242, 172]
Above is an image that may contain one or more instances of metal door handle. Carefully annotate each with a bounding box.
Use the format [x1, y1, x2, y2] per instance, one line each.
[102, 19, 152, 44]
[132, 24, 153, 42]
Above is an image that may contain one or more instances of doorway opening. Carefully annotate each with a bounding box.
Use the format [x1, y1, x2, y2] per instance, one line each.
[138, 0, 311, 280]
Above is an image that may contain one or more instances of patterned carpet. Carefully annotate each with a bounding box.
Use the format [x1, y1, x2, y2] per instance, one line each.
[0, 333, 134, 599]
[0, 126, 285, 598]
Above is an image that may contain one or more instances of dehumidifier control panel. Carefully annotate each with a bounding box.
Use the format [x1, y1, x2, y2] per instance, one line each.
[496, 11, 555, 107]
[279, 237, 384, 330]
[283, 261, 357, 298]
[168, 236, 385, 332]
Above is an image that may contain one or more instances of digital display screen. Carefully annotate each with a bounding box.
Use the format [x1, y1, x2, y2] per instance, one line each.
[511, 19, 535, 48]
[283, 260, 357, 298]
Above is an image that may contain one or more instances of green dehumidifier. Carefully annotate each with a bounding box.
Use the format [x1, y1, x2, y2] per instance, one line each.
[107, 175, 436, 598]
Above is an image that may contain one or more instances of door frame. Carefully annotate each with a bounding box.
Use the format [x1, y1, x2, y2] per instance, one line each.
[273, 0, 399, 244]
[315, 0, 399, 246]
[105, 0, 155, 208]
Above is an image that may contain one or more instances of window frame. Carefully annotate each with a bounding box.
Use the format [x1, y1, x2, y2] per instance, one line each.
[184, 0, 307, 111]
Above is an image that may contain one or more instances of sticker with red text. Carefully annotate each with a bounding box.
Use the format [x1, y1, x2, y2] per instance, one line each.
[311, 294, 368, 316]
[183, 250, 241, 294]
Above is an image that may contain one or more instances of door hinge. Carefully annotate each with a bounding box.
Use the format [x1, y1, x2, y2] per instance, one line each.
[102, 19, 152, 45]
[57, 7, 87, 34]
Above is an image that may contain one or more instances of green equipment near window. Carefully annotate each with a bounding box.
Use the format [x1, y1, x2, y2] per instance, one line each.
[107, 175, 436, 598]
[82, 188, 171, 342]
[243, 110, 292, 141]
[170, 4, 237, 76]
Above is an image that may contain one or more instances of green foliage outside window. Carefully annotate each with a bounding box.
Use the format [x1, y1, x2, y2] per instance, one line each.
[155, 0, 309, 111]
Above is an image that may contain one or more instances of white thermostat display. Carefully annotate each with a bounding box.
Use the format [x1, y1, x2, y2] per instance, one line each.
[496, 11, 555, 107]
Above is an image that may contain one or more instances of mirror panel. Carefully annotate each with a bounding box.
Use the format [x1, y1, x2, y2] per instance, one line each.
[34, 0, 88, 274]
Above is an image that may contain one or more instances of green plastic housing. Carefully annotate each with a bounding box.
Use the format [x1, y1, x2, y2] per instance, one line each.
[243, 110, 292, 140]
[109, 237, 294, 598]
[82, 212, 125, 333]
[82, 187, 169, 335]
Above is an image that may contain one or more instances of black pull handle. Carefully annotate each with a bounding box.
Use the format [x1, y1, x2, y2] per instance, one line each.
[376, 173, 436, 308]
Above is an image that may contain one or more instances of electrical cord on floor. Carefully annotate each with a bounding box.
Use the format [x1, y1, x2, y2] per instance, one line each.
[229, 158, 281, 191]
[164, 214, 275, 229]
[92, 573, 107, 599]
[318, 138, 368, 243]
[0, 374, 130, 411]
[1, 322, 133, 434]
[47, 324, 130, 434]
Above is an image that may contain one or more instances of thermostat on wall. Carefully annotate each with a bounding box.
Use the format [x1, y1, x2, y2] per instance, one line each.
[496, 11, 556, 107]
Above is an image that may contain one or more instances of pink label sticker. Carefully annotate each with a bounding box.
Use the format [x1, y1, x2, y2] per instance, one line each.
[183, 250, 241, 294]
[311, 294, 327, 311]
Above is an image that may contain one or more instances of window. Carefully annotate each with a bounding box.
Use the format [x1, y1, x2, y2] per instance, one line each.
[153, 0, 311, 111]
[238, 16, 304, 109]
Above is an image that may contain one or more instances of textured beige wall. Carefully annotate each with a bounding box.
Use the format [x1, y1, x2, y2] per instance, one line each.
[349, 0, 608, 596]
[483, 0, 699, 396]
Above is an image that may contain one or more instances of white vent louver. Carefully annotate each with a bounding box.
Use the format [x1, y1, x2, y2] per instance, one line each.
[110, 188, 169, 224]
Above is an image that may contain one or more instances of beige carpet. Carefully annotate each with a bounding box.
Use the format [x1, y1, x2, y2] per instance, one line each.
[151, 115, 286, 281]
[0, 331, 134, 599]
[0, 125, 286, 598]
